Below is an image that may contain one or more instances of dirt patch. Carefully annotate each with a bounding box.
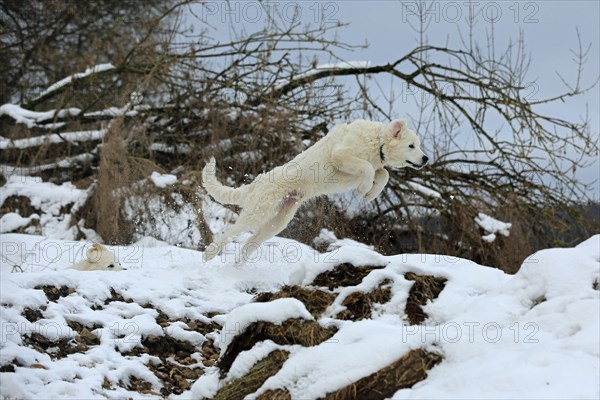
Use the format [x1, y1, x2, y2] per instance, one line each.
[65, 319, 101, 346]
[65, 319, 103, 333]
[123, 376, 154, 393]
[125, 334, 203, 396]
[34, 285, 76, 302]
[0, 364, 16, 372]
[335, 279, 393, 321]
[22, 307, 44, 322]
[219, 318, 337, 374]
[323, 348, 442, 400]
[76, 328, 100, 345]
[0, 195, 41, 217]
[22, 332, 88, 359]
[254, 286, 336, 318]
[114, 305, 220, 395]
[593, 278, 599, 291]
[158, 315, 221, 336]
[143, 334, 197, 357]
[311, 263, 386, 290]
[105, 288, 132, 304]
[147, 361, 199, 395]
[201, 338, 220, 367]
[404, 273, 447, 325]
[215, 350, 289, 400]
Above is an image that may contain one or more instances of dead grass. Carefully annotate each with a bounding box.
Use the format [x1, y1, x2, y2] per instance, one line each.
[311, 263, 386, 290]
[323, 348, 442, 400]
[530, 295, 547, 308]
[404, 272, 447, 325]
[34, 285, 76, 302]
[219, 318, 337, 374]
[86, 118, 134, 244]
[336, 279, 393, 321]
[254, 285, 336, 318]
[215, 350, 289, 400]
[255, 389, 292, 400]
[0, 195, 40, 217]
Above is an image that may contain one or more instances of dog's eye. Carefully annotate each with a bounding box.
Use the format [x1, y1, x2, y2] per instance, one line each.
[107, 264, 114, 269]
[409, 144, 415, 149]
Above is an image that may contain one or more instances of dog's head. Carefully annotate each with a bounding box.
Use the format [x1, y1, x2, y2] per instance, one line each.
[80, 243, 124, 271]
[384, 120, 429, 169]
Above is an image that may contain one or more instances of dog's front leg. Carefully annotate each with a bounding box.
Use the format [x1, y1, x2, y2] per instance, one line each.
[365, 168, 389, 202]
[331, 153, 375, 197]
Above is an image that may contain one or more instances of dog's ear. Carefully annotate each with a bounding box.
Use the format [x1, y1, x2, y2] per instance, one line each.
[86, 243, 103, 263]
[390, 120, 406, 139]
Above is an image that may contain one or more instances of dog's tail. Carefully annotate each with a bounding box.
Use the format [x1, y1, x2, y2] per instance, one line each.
[201, 158, 246, 205]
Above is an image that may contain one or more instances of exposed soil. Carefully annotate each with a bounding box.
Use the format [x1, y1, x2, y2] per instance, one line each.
[311, 263, 386, 289]
[404, 272, 447, 325]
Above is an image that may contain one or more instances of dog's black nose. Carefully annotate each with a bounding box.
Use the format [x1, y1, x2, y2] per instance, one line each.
[422, 155, 429, 164]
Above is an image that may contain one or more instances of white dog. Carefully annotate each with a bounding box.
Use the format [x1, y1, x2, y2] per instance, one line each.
[202, 119, 428, 262]
[70, 243, 124, 271]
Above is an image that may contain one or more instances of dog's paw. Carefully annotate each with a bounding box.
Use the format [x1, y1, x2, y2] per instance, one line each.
[202, 243, 220, 263]
[357, 180, 374, 197]
[364, 190, 378, 203]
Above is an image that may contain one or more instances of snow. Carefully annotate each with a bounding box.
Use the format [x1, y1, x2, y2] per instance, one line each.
[1, 153, 96, 178]
[224, 340, 285, 382]
[475, 212, 512, 242]
[313, 228, 374, 252]
[149, 143, 192, 155]
[35, 63, 116, 100]
[0, 130, 107, 150]
[0, 234, 600, 399]
[83, 105, 139, 119]
[0, 212, 39, 233]
[0, 176, 91, 240]
[1, 196, 598, 399]
[149, 171, 178, 188]
[217, 298, 313, 355]
[406, 181, 442, 199]
[164, 322, 204, 346]
[0, 104, 81, 129]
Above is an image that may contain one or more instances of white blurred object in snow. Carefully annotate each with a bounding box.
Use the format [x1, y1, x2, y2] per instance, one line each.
[149, 171, 177, 188]
[475, 212, 511, 243]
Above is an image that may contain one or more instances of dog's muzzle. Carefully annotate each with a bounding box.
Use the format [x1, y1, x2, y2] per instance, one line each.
[407, 155, 429, 169]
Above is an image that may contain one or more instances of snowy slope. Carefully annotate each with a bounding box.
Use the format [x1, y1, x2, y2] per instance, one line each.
[1, 231, 598, 399]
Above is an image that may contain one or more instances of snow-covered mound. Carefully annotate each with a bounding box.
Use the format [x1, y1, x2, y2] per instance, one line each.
[0, 233, 598, 399]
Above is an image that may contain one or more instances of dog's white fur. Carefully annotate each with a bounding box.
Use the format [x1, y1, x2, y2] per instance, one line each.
[70, 243, 124, 271]
[202, 119, 428, 262]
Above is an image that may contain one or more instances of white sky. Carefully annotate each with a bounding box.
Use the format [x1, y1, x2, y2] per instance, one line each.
[190, 0, 599, 198]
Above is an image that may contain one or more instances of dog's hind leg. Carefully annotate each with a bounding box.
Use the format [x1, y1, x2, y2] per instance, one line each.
[240, 192, 302, 262]
[203, 216, 251, 262]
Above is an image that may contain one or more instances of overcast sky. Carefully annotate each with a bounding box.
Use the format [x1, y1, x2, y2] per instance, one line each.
[192, 1, 599, 198]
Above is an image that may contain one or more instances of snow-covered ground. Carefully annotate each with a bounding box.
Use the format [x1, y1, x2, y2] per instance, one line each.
[1, 229, 598, 399]
[0, 163, 598, 399]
